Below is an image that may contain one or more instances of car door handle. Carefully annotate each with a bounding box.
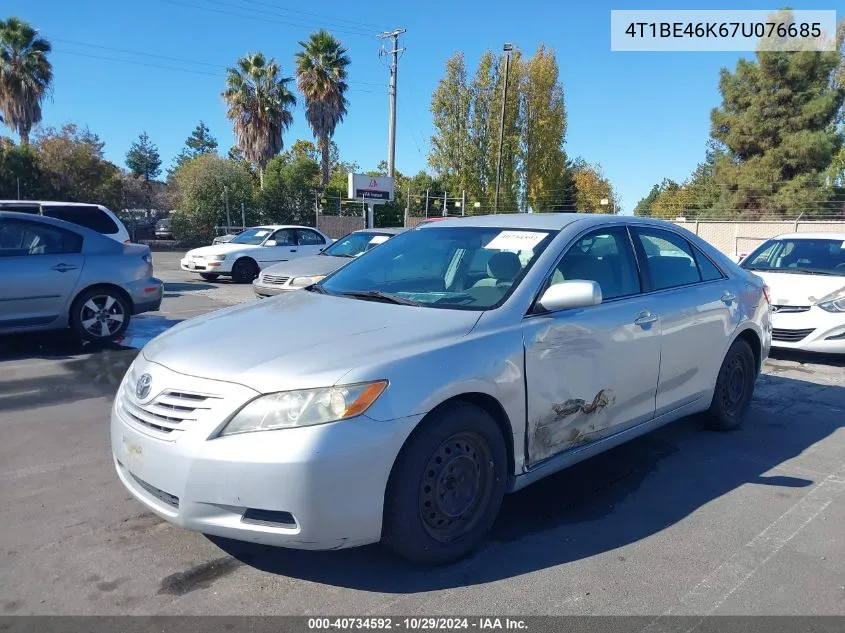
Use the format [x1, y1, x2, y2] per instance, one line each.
[52, 264, 78, 273]
[290, 249, 297, 253]
[634, 311, 658, 326]
[721, 291, 736, 303]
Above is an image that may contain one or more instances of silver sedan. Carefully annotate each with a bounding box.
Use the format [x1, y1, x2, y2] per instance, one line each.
[111, 213, 771, 564]
[253, 227, 407, 297]
[0, 211, 163, 342]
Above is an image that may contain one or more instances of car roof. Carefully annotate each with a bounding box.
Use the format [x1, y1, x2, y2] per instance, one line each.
[773, 232, 845, 240]
[249, 225, 325, 231]
[0, 200, 108, 208]
[351, 227, 407, 235]
[417, 212, 665, 231]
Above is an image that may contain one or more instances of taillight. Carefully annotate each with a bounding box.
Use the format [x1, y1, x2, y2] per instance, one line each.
[124, 239, 131, 244]
[762, 286, 771, 305]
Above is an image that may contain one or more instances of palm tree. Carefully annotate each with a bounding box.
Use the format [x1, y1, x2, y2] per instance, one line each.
[222, 52, 295, 188]
[0, 17, 53, 145]
[295, 30, 350, 188]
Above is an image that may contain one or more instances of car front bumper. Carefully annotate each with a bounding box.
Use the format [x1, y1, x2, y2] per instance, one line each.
[180, 257, 233, 274]
[770, 308, 845, 354]
[110, 361, 421, 550]
[253, 281, 298, 298]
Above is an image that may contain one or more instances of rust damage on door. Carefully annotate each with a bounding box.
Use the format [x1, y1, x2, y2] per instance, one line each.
[530, 388, 616, 464]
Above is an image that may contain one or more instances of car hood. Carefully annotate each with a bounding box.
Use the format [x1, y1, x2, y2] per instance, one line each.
[186, 243, 257, 257]
[259, 255, 348, 279]
[752, 270, 845, 305]
[142, 290, 482, 393]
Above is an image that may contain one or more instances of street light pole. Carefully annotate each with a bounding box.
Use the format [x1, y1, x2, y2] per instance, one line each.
[493, 43, 513, 215]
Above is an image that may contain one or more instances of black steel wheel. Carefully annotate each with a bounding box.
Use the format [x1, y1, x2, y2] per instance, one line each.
[704, 338, 756, 431]
[231, 258, 259, 284]
[383, 402, 507, 565]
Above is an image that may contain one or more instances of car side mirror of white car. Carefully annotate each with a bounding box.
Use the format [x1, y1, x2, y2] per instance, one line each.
[264, 240, 277, 247]
[537, 280, 602, 312]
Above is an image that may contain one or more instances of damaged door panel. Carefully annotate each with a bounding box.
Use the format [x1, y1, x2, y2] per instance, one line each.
[522, 297, 661, 467]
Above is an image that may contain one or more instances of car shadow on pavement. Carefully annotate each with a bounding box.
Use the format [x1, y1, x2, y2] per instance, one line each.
[211, 371, 844, 591]
[769, 348, 845, 368]
[0, 344, 141, 411]
[164, 282, 217, 294]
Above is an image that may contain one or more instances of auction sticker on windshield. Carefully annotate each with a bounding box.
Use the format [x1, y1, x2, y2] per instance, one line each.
[485, 230, 548, 251]
[369, 235, 390, 245]
[255, 230, 271, 236]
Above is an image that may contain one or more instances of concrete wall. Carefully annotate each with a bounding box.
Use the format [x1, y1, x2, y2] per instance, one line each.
[672, 220, 845, 256]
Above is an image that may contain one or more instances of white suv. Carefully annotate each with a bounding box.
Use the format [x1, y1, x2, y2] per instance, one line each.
[0, 201, 131, 243]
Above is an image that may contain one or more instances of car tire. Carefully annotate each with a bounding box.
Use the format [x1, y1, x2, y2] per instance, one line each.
[199, 273, 220, 281]
[231, 258, 259, 284]
[382, 402, 507, 565]
[704, 338, 756, 431]
[69, 287, 132, 343]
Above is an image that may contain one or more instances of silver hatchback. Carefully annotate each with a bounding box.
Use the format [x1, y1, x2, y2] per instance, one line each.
[112, 214, 771, 564]
[0, 211, 163, 342]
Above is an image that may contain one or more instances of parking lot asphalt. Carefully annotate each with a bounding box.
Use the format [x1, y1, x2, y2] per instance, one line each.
[1, 250, 844, 616]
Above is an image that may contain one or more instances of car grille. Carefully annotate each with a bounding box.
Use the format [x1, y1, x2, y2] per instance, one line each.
[772, 328, 815, 343]
[772, 305, 810, 314]
[120, 385, 219, 434]
[262, 275, 290, 286]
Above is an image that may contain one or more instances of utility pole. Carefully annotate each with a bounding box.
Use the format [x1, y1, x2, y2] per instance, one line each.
[223, 185, 231, 230]
[378, 28, 406, 179]
[405, 183, 411, 227]
[494, 43, 513, 215]
[241, 202, 246, 228]
[16, 178, 21, 200]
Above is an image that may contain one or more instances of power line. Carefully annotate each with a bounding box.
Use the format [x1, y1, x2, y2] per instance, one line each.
[159, 0, 377, 39]
[53, 49, 388, 93]
[226, 0, 384, 30]
[53, 38, 386, 88]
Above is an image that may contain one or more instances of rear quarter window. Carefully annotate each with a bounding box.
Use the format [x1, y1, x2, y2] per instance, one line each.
[41, 205, 119, 235]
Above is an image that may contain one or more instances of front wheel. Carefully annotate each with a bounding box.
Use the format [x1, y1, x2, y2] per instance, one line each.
[382, 402, 507, 565]
[70, 288, 131, 343]
[231, 258, 259, 284]
[704, 338, 756, 431]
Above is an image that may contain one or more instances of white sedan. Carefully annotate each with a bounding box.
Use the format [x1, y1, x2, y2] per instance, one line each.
[740, 232, 845, 353]
[180, 225, 333, 284]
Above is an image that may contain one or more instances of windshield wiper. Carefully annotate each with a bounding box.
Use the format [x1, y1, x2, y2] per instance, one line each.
[785, 268, 840, 276]
[305, 284, 331, 294]
[340, 290, 422, 306]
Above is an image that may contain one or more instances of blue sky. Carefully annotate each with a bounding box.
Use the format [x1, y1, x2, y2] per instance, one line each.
[3, 0, 839, 213]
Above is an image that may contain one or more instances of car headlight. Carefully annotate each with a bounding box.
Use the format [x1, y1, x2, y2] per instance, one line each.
[818, 298, 845, 313]
[290, 275, 326, 288]
[205, 254, 227, 262]
[218, 380, 388, 436]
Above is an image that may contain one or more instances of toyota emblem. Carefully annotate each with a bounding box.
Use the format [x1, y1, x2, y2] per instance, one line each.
[135, 374, 153, 400]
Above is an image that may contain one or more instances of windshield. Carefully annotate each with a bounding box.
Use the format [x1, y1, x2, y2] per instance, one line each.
[741, 238, 845, 276]
[323, 231, 395, 257]
[228, 228, 272, 246]
[317, 226, 557, 310]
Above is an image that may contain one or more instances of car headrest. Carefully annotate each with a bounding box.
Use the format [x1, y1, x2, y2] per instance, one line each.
[487, 251, 522, 282]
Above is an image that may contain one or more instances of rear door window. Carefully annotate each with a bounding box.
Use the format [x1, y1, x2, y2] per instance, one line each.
[41, 205, 119, 235]
[295, 229, 327, 245]
[0, 219, 83, 257]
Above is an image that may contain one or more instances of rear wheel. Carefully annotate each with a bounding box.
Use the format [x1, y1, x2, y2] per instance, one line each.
[231, 258, 258, 284]
[69, 288, 131, 343]
[704, 338, 756, 431]
[382, 402, 507, 565]
[199, 273, 220, 281]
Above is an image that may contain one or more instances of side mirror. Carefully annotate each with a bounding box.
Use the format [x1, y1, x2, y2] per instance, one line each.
[264, 240, 277, 247]
[537, 280, 602, 312]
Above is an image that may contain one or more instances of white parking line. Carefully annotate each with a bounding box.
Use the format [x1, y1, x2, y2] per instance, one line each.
[644, 464, 845, 631]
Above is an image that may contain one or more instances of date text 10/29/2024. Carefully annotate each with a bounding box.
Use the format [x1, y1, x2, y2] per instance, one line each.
[308, 618, 528, 631]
